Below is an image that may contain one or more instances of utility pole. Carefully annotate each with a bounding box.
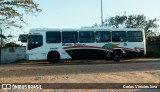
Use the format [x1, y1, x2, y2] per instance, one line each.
[101, 0, 103, 26]
[0, 28, 2, 64]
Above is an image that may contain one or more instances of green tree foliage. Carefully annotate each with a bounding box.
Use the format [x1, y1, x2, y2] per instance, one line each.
[4, 42, 20, 47]
[0, 0, 41, 28]
[0, 34, 6, 39]
[0, 0, 41, 41]
[105, 15, 159, 38]
[147, 35, 160, 45]
[106, 15, 127, 28]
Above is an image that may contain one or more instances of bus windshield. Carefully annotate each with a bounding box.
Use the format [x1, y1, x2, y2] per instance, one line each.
[28, 35, 43, 50]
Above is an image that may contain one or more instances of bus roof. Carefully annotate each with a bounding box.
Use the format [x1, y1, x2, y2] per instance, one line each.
[29, 27, 143, 33]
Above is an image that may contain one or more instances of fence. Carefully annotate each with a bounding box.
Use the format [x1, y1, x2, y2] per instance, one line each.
[1, 46, 26, 64]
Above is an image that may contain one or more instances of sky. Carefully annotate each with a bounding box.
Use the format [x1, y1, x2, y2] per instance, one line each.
[25, 0, 160, 28]
[13, 0, 160, 42]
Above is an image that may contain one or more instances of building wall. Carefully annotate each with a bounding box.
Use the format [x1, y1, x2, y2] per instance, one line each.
[1, 47, 26, 64]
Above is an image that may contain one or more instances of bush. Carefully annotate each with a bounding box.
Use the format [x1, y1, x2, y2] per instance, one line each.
[143, 51, 160, 58]
[4, 42, 20, 47]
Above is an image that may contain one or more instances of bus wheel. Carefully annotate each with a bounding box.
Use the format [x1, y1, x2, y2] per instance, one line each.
[113, 51, 123, 62]
[47, 52, 60, 63]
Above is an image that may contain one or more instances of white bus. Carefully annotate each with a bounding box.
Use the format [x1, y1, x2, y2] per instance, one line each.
[20, 27, 146, 63]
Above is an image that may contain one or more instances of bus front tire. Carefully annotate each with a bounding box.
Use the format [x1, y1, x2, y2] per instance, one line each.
[113, 51, 123, 62]
[47, 52, 60, 63]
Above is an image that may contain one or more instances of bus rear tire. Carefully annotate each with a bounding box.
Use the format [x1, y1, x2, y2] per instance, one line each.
[47, 52, 60, 63]
[113, 51, 123, 62]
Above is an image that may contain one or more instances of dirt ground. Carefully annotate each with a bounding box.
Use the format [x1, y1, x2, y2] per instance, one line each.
[0, 59, 160, 92]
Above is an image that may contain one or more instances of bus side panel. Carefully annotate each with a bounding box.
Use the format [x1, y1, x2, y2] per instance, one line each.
[28, 53, 46, 60]
[65, 49, 107, 60]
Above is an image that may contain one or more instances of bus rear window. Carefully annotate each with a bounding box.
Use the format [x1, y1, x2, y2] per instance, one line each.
[28, 35, 43, 50]
[127, 31, 143, 42]
[46, 32, 61, 43]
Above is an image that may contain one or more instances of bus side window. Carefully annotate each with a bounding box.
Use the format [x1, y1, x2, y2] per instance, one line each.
[46, 31, 61, 43]
[112, 31, 126, 42]
[62, 31, 78, 43]
[79, 31, 95, 43]
[127, 31, 143, 42]
[95, 31, 111, 42]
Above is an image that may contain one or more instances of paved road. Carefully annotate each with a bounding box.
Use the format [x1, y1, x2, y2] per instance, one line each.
[0, 59, 160, 78]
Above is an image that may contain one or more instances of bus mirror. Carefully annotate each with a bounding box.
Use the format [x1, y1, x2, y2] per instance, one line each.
[18, 34, 28, 43]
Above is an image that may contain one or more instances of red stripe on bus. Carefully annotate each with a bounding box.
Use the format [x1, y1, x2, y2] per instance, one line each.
[63, 46, 102, 49]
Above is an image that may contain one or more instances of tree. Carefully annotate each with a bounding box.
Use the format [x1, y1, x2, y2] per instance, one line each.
[0, 0, 41, 44]
[104, 14, 159, 38]
[105, 15, 127, 28]
[4, 42, 20, 47]
[0, 34, 6, 39]
[0, 0, 41, 29]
